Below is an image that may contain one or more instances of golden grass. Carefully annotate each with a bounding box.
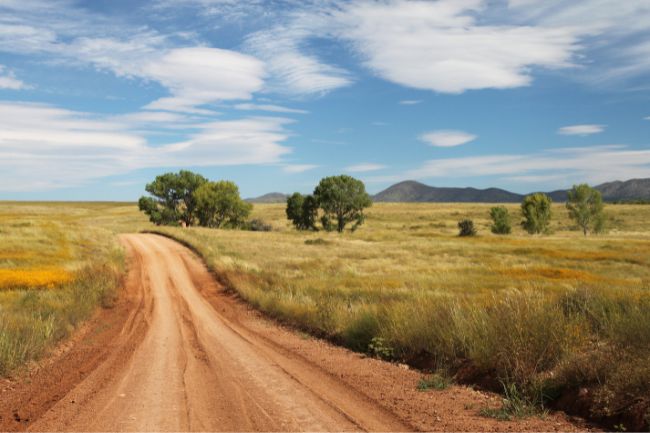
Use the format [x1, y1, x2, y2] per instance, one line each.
[0, 267, 72, 290]
[2, 200, 649, 426]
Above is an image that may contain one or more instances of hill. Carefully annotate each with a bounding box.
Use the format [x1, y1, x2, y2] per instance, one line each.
[596, 178, 650, 201]
[373, 178, 650, 203]
[373, 181, 523, 202]
[246, 192, 288, 203]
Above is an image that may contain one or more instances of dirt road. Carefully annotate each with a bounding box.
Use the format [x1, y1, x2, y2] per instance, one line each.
[10, 234, 590, 432]
[28, 234, 410, 431]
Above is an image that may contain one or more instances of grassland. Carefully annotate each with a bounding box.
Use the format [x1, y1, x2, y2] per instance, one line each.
[152, 203, 650, 426]
[2, 201, 649, 427]
[0, 202, 142, 375]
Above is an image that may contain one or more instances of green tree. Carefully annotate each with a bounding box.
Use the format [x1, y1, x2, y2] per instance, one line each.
[314, 175, 372, 233]
[489, 206, 512, 234]
[566, 183, 605, 236]
[138, 170, 208, 226]
[286, 193, 318, 230]
[194, 180, 252, 228]
[521, 193, 553, 234]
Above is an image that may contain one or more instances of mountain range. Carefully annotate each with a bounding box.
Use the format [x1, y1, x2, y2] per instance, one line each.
[246, 178, 650, 203]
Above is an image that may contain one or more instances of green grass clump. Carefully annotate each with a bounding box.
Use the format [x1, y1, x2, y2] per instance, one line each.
[417, 371, 452, 391]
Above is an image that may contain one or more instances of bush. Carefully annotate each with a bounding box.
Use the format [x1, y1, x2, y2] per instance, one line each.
[246, 219, 272, 232]
[458, 219, 477, 236]
[490, 206, 512, 234]
[521, 193, 552, 234]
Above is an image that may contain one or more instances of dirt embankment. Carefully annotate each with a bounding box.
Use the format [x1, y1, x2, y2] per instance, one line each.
[1, 234, 595, 431]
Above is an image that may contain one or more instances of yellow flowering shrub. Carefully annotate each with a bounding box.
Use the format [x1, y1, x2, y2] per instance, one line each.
[0, 267, 73, 290]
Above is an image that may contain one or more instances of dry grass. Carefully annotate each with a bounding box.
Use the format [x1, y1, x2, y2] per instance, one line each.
[0, 202, 136, 375]
[2, 201, 649, 427]
[151, 202, 650, 426]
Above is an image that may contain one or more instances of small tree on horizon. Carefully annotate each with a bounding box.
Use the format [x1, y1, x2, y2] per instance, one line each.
[314, 175, 372, 233]
[286, 192, 318, 230]
[566, 183, 605, 236]
[138, 170, 208, 226]
[194, 180, 252, 228]
[521, 193, 553, 234]
[489, 206, 512, 234]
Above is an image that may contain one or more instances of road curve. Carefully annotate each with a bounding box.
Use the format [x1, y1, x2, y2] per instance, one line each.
[29, 233, 411, 432]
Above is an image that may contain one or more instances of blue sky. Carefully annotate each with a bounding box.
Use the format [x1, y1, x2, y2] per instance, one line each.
[0, 0, 649, 200]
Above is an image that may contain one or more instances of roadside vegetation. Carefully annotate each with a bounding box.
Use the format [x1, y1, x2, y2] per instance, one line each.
[152, 201, 650, 430]
[0, 203, 137, 376]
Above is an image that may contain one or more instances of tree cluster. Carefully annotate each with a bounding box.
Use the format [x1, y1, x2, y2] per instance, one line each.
[286, 175, 372, 233]
[138, 170, 251, 228]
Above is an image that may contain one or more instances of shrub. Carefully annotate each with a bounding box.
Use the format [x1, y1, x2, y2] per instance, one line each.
[458, 219, 477, 236]
[521, 193, 552, 234]
[246, 219, 272, 232]
[489, 206, 512, 234]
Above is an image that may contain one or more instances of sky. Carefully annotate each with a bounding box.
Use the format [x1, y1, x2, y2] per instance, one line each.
[0, 0, 649, 201]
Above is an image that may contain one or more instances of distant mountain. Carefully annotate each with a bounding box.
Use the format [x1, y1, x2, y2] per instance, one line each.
[373, 180, 523, 203]
[246, 192, 288, 203]
[372, 178, 650, 203]
[596, 178, 650, 201]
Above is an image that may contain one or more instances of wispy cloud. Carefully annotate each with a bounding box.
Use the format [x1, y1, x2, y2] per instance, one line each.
[406, 145, 650, 186]
[0, 65, 28, 89]
[244, 19, 353, 96]
[399, 100, 421, 105]
[0, 101, 292, 191]
[557, 124, 605, 136]
[282, 164, 318, 173]
[345, 163, 386, 172]
[419, 130, 477, 147]
[235, 103, 308, 114]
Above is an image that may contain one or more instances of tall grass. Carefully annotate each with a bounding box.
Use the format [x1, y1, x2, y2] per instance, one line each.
[0, 203, 131, 375]
[151, 202, 650, 428]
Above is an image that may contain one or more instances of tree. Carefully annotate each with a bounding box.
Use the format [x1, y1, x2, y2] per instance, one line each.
[489, 206, 512, 234]
[138, 170, 208, 226]
[458, 219, 476, 236]
[313, 175, 372, 233]
[194, 180, 252, 228]
[566, 184, 605, 236]
[521, 193, 553, 234]
[286, 193, 318, 230]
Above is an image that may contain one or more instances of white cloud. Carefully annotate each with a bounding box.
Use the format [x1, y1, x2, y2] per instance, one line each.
[420, 130, 477, 147]
[345, 163, 386, 172]
[0, 101, 291, 191]
[406, 145, 650, 186]
[234, 103, 308, 114]
[645, 116, 650, 121]
[332, 0, 579, 93]
[557, 124, 605, 136]
[0, 65, 28, 89]
[244, 19, 353, 96]
[282, 164, 318, 173]
[399, 100, 421, 105]
[141, 47, 265, 112]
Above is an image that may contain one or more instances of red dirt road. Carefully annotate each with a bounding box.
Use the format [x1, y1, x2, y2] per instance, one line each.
[3, 234, 593, 432]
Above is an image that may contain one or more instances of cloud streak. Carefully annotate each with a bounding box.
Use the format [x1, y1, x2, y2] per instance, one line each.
[420, 130, 477, 147]
[0, 101, 292, 191]
[557, 124, 605, 136]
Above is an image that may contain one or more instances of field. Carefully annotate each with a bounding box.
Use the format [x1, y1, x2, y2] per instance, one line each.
[0, 203, 137, 375]
[1, 201, 649, 426]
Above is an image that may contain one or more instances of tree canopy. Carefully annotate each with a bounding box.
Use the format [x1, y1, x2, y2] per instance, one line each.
[314, 175, 372, 232]
[138, 171, 250, 228]
[521, 193, 553, 234]
[566, 183, 605, 236]
[286, 192, 318, 230]
[194, 181, 252, 228]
